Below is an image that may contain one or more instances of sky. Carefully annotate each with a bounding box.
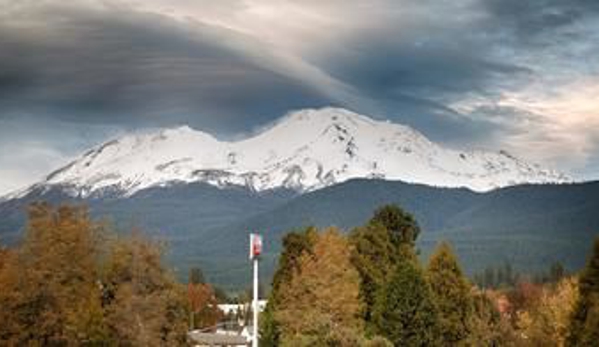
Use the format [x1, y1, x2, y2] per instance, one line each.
[0, 0, 598, 195]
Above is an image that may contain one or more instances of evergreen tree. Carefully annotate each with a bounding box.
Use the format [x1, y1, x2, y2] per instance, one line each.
[213, 286, 229, 304]
[504, 262, 515, 286]
[260, 227, 317, 346]
[566, 238, 599, 346]
[373, 248, 440, 346]
[549, 261, 567, 284]
[351, 204, 422, 333]
[350, 223, 398, 333]
[370, 204, 420, 246]
[426, 242, 474, 346]
[484, 267, 496, 289]
[189, 267, 206, 284]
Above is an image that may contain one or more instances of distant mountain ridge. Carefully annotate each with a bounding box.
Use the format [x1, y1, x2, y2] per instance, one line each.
[9, 107, 569, 199]
[1, 178, 597, 290]
[190, 179, 599, 288]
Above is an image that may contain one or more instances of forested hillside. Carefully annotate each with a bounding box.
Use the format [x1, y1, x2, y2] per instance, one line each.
[195, 180, 599, 288]
[2, 180, 598, 289]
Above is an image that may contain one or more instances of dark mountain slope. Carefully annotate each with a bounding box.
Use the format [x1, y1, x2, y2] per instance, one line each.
[194, 180, 599, 288]
[1, 179, 598, 290]
[0, 183, 295, 245]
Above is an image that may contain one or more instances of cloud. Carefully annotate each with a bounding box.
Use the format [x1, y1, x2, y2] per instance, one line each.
[0, 1, 334, 134]
[0, 115, 126, 195]
[0, 144, 67, 196]
[451, 78, 599, 170]
[0, 0, 599, 195]
[481, 0, 599, 40]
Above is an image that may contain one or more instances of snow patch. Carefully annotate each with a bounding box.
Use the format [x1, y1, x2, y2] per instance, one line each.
[20, 107, 569, 198]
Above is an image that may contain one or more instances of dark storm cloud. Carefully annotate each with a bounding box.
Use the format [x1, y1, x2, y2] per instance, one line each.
[482, 0, 599, 40]
[318, 30, 530, 103]
[0, 0, 595, 140]
[0, 4, 331, 135]
[302, 0, 599, 144]
[303, 3, 530, 144]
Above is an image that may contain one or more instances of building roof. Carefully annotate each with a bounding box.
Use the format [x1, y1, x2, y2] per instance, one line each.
[188, 331, 249, 346]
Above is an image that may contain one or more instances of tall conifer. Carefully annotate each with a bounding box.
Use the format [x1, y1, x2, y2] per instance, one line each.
[427, 242, 474, 346]
[351, 204, 421, 333]
[566, 238, 599, 346]
[373, 248, 440, 346]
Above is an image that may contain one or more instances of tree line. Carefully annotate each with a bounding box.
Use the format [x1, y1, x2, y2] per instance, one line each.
[1, 202, 599, 346]
[260, 204, 599, 346]
[473, 261, 567, 289]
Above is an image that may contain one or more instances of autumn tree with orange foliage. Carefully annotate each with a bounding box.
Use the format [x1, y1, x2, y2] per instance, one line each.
[0, 203, 106, 344]
[188, 267, 223, 330]
[102, 232, 189, 345]
[0, 203, 190, 346]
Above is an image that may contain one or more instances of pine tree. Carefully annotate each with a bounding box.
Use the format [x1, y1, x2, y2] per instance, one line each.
[370, 204, 420, 246]
[426, 242, 474, 346]
[350, 223, 397, 332]
[351, 204, 422, 333]
[566, 237, 599, 346]
[189, 267, 206, 284]
[373, 249, 440, 346]
[484, 267, 496, 289]
[549, 261, 567, 284]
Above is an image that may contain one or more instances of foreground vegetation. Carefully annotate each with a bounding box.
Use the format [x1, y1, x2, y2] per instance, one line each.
[1, 203, 598, 346]
[0, 203, 191, 345]
[260, 205, 599, 347]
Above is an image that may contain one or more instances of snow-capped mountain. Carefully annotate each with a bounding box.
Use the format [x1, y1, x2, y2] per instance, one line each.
[26, 108, 569, 197]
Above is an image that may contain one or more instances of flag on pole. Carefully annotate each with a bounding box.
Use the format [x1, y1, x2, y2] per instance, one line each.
[249, 233, 262, 259]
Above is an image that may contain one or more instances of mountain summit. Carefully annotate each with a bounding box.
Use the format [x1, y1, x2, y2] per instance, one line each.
[33, 108, 567, 197]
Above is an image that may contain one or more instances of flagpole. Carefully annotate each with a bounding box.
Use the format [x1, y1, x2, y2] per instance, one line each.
[253, 254, 259, 347]
[250, 233, 261, 347]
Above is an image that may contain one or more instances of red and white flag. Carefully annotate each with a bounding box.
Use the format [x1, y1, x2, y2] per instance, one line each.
[249, 233, 262, 259]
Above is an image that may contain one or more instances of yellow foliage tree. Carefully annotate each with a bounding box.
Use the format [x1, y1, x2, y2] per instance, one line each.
[0, 203, 105, 344]
[103, 232, 189, 346]
[517, 277, 579, 347]
[0, 204, 190, 346]
[275, 228, 363, 346]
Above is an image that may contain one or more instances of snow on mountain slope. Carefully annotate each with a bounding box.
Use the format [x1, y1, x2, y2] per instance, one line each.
[31, 107, 568, 197]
